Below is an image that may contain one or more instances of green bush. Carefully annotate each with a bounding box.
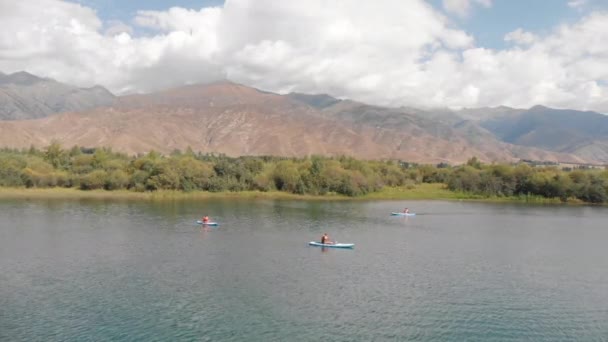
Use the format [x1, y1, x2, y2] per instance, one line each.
[80, 170, 108, 190]
[1, 145, 608, 203]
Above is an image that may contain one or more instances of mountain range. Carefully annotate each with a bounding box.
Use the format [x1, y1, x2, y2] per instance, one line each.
[0, 71, 115, 120]
[0, 71, 607, 164]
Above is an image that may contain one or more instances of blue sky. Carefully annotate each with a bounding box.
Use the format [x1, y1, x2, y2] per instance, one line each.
[2, 0, 608, 111]
[77, 0, 607, 50]
[447, 0, 608, 49]
[75, 0, 224, 20]
[446, 1, 560, 46]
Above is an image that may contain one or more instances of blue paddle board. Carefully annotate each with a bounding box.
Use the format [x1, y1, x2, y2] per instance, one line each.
[309, 241, 354, 248]
[196, 220, 219, 226]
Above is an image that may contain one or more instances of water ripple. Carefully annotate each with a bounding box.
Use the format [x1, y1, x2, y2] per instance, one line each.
[1, 199, 608, 341]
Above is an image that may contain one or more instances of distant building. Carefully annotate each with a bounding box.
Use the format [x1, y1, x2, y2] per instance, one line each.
[520, 159, 607, 170]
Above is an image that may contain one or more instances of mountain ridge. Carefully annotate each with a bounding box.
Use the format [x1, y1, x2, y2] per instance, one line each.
[0, 72, 606, 164]
[0, 71, 116, 120]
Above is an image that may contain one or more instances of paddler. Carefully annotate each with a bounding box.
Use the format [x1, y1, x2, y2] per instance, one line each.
[321, 233, 333, 244]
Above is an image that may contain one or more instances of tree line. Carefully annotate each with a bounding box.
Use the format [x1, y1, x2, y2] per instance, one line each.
[429, 157, 608, 203]
[0, 144, 419, 196]
[0, 145, 607, 203]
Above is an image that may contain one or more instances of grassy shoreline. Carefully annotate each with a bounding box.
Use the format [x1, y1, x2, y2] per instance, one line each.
[0, 184, 586, 205]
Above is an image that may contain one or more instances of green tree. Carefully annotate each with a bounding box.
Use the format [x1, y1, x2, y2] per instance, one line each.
[44, 141, 69, 169]
[0, 155, 26, 186]
[272, 160, 301, 193]
[175, 157, 214, 191]
[105, 170, 130, 190]
[80, 170, 108, 190]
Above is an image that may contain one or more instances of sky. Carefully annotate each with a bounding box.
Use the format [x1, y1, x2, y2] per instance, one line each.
[1, 0, 608, 112]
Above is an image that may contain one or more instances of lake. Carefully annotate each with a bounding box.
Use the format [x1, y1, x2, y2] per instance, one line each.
[1, 199, 607, 341]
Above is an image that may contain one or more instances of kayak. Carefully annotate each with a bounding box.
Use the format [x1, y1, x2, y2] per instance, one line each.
[196, 220, 219, 226]
[391, 212, 416, 216]
[309, 241, 354, 248]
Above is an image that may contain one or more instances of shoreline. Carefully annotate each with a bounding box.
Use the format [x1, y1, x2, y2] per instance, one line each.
[0, 184, 588, 205]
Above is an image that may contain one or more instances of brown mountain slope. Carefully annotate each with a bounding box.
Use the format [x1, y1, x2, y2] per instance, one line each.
[0, 82, 592, 164]
[291, 96, 591, 163]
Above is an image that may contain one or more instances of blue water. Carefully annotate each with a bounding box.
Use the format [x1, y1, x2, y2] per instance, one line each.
[1, 199, 607, 341]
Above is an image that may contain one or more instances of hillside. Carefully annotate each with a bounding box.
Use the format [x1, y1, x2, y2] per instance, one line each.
[0, 71, 115, 120]
[0, 81, 591, 164]
[290, 94, 590, 163]
[474, 105, 608, 161]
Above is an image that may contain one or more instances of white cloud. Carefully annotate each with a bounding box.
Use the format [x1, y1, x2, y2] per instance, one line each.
[0, 0, 607, 113]
[568, 0, 587, 9]
[104, 20, 133, 36]
[504, 28, 537, 45]
[442, 0, 492, 17]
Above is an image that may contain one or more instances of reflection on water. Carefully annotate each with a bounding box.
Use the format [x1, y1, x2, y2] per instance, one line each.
[1, 199, 607, 341]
